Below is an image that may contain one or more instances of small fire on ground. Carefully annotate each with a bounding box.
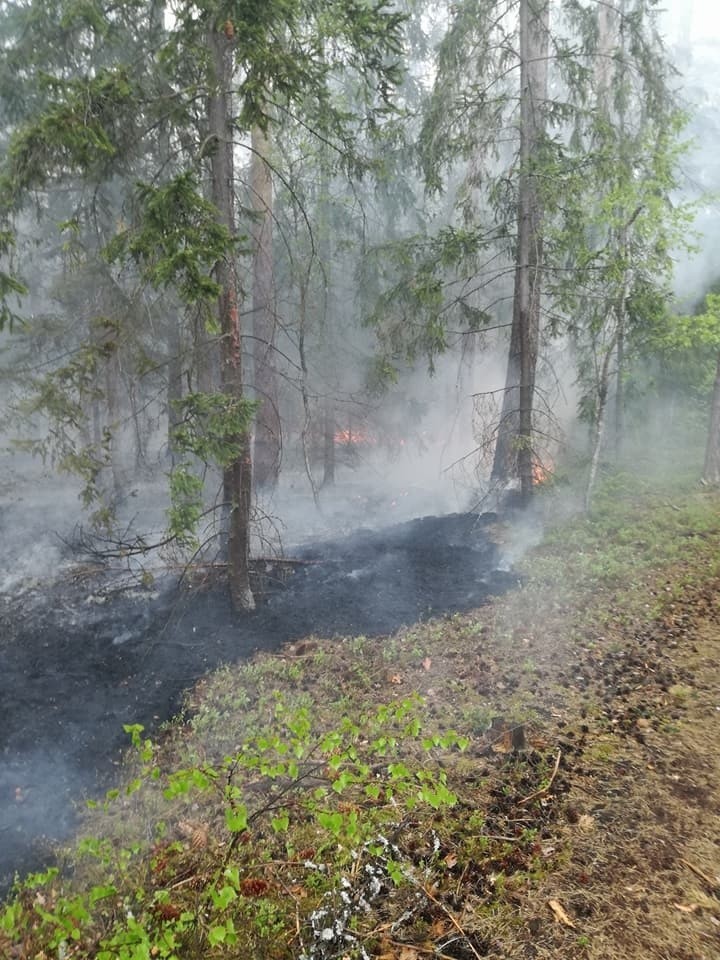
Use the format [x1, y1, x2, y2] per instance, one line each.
[532, 458, 554, 485]
[333, 428, 377, 446]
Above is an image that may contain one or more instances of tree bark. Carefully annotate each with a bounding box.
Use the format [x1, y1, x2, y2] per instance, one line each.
[602, 0, 626, 460]
[250, 123, 281, 491]
[318, 136, 336, 490]
[491, 0, 549, 502]
[208, 27, 254, 611]
[491, 285, 522, 484]
[151, 0, 185, 468]
[614, 315, 625, 457]
[104, 332, 123, 498]
[322, 396, 336, 487]
[587, 237, 628, 510]
[703, 352, 720, 485]
[166, 318, 183, 465]
[585, 331, 618, 511]
[595, 0, 619, 112]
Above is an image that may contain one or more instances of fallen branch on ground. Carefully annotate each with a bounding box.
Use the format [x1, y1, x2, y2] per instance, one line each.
[518, 750, 562, 806]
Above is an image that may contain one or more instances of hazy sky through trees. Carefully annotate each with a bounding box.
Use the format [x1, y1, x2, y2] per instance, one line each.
[661, 1, 715, 42]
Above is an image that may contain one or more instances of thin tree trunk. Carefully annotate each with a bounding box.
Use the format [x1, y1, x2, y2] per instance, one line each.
[167, 319, 183, 464]
[587, 231, 628, 510]
[105, 339, 123, 498]
[614, 315, 625, 457]
[208, 27, 254, 611]
[251, 123, 281, 491]
[150, 0, 185, 466]
[128, 377, 148, 471]
[585, 331, 618, 511]
[610, 2, 627, 460]
[297, 278, 321, 510]
[317, 132, 336, 490]
[322, 397, 335, 487]
[492, 0, 549, 501]
[703, 352, 720, 484]
[598, 0, 630, 460]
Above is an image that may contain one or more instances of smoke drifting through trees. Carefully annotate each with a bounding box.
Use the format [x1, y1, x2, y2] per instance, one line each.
[0, 0, 717, 607]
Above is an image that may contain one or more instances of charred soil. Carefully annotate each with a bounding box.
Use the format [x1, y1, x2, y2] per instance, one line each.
[0, 510, 514, 893]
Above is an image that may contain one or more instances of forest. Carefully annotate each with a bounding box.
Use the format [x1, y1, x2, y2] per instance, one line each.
[3, 3, 720, 957]
[1, 0, 718, 610]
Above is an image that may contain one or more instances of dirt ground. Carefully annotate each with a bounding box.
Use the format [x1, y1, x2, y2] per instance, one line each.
[234, 523, 720, 960]
[539, 587, 720, 960]
[459, 569, 720, 960]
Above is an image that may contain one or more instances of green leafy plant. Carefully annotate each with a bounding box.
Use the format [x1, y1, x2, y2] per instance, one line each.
[0, 695, 473, 958]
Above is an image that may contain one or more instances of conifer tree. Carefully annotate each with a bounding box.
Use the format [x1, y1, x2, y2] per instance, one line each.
[0, 0, 405, 608]
[490, 0, 549, 500]
[368, 0, 689, 500]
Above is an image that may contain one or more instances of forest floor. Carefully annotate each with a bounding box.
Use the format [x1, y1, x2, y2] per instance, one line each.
[2, 468, 720, 959]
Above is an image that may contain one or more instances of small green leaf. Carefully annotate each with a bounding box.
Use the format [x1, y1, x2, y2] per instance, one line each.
[211, 885, 237, 910]
[271, 811, 290, 833]
[225, 805, 248, 833]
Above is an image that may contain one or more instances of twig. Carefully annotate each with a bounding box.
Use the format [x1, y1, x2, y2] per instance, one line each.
[518, 750, 562, 806]
[680, 858, 720, 893]
[419, 884, 485, 960]
[383, 940, 467, 960]
[169, 873, 204, 891]
[455, 861, 470, 900]
[253, 556, 325, 566]
[273, 875, 303, 946]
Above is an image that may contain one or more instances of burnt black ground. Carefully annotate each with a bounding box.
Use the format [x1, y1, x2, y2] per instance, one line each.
[0, 511, 518, 895]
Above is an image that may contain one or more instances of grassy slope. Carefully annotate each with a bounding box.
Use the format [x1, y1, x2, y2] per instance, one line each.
[2, 468, 720, 959]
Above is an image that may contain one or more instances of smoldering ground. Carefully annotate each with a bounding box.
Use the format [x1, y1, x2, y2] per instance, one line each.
[0, 330, 584, 898]
[0, 487, 520, 896]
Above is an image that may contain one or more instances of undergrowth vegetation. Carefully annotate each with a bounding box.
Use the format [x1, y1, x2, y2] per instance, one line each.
[2, 469, 720, 959]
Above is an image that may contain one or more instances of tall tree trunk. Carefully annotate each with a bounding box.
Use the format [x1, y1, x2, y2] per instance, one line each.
[149, 0, 184, 465]
[491, 0, 549, 501]
[317, 135, 336, 490]
[251, 123, 281, 491]
[595, 0, 619, 112]
[208, 27, 254, 611]
[615, 0, 632, 460]
[703, 352, 720, 485]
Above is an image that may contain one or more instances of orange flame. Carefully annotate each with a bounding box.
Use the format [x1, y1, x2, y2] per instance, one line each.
[333, 428, 377, 446]
[532, 459, 553, 485]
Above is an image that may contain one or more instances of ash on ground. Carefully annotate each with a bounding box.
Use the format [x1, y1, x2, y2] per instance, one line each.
[0, 510, 518, 895]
